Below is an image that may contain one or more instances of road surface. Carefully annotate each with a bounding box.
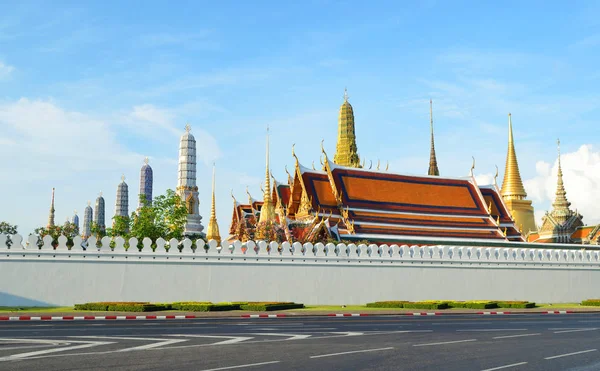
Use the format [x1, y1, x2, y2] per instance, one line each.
[1, 313, 600, 370]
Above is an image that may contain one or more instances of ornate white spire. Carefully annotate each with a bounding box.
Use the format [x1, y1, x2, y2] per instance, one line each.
[177, 124, 204, 235]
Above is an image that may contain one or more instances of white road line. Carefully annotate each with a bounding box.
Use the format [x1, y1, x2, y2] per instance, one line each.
[247, 333, 311, 340]
[73, 336, 187, 351]
[544, 349, 597, 360]
[0, 341, 114, 361]
[169, 334, 254, 345]
[509, 321, 562, 324]
[432, 322, 493, 325]
[0, 344, 60, 351]
[457, 329, 527, 332]
[0, 338, 68, 345]
[554, 328, 598, 334]
[199, 361, 281, 371]
[481, 361, 528, 371]
[310, 347, 394, 359]
[493, 333, 541, 339]
[413, 339, 477, 347]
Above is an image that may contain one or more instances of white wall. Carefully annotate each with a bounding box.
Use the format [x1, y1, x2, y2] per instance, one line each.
[1, 234, 600, 306]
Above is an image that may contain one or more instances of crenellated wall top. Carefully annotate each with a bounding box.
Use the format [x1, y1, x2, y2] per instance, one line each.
[1, 233, 600, 268]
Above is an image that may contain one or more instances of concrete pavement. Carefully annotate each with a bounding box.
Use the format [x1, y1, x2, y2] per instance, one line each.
[1, 313, 600, 370]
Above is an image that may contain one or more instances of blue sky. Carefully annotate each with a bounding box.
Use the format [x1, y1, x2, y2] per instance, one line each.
[1, 1, 600, 235]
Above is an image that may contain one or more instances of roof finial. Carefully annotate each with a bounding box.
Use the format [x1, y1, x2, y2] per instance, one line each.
[344, 87, 349, 102]
[144, 156, 149, 165]
[99, 190, 103, 197]
[185, 123, 191, 132]
[87, 200, 91, 206]
[494, 165, 499, 187]
[470, 156, 476, 177]
[121, 174, 125, 182]
[258, 126, 276, 224]
[47, 187, 56, 228]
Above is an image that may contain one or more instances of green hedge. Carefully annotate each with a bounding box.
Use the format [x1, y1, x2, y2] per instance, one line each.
[239, 302, 304, 311]
[402, 302, 449, 310]
[74, 302, 169, 312]
[496, 301, 536, 308]
[581, 299, 600, 306]
[366, 301, 409, 308]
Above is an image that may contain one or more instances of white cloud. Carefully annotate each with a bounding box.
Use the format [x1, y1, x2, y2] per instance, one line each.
[524, 144, 600, 225]
[0, 61, 14, 79]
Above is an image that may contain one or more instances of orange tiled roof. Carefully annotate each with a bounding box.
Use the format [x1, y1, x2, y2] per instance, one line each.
[571, 226, 595, 239]
[527, 232, 540, 242]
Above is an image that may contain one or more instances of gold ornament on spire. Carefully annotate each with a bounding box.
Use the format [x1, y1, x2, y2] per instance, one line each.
[428, 99, 440, 176]
[258, 126, 276, 223]
[206, 163, 221, 245]
[334, 88, 361, 168]
[501, 113, 527, 199]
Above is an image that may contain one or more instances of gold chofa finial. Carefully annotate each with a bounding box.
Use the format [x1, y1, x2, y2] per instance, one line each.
[185, 123, 191, 132]
[291, 143, 296, 158]
[344, 87, 349, 102]
[385, 161, 389, 171]
[312, 161, 316, 170]
[144, 156, 149, 165]
[321, 139, 325, 154]
[470, 156, 475, 177]
[376, 159, 380, 171]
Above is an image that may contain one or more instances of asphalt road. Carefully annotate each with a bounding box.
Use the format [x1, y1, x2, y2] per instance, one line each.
[1, 313, 600, 371]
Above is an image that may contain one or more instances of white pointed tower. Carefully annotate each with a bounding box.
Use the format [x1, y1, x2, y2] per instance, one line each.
[177, 124, 204, 235]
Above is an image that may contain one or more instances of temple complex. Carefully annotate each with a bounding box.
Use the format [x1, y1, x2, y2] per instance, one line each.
[139, 157, 153, 207]
[500, 114, 537, 235]
[94, 192, 106, 232]
[82, 201, 92, 239]
[228, 92, 524, 245]
[115, 175, 129, 218]
[177, 124, 204, 236]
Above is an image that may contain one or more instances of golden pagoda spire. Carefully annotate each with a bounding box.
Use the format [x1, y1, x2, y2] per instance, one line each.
[47, 187, 55, 228]
[206, 163, 221, 245]
[501, 113, 527, 200]
[334, 88, 361, 168]
[258, 126, 276, 223]
[428, 99, 440, 176]
[552, 139, 571, 213]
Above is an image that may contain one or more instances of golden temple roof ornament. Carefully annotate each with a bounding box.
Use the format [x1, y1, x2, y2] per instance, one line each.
[206, 163, 221, 245]
[258, 126, 276, 224]
[334, 88, 361, 168]
[284, 165, 292, 185]
[428, 99, 440, 176]
[385, 161, 389, 171]
[376, 159, 380, 171]
[470, 156, 475, 177]
[501, 113, 527, 200]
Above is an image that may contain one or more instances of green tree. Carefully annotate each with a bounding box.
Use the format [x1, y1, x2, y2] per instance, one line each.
[107, 216, 130, 238]
[0, 221, 18, 247]
[35, 222, 79, 248]
[90, 222, 106, 240]
[128, 190, 189, 249]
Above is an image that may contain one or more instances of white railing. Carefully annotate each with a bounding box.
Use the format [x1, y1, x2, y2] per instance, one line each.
[1, 233, 599, 267]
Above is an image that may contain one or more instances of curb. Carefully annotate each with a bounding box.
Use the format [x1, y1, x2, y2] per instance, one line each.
[543, 310, 574, 314]
[0, 315, 198, 321]
[0, 311, 582, 321]
[477, 311, 512, 315]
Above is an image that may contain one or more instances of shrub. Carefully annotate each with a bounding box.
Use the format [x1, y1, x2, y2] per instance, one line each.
[239, 302, 304, 311]
[402, 302, 449, 310]
[366, 301, 409, 308]
[496, 301, 536, 308]
[581, 299, 600, 306]
[74, 302, 168, 312]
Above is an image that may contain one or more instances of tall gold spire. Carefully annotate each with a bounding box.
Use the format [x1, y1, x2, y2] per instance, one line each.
[47, 187, 55, 228]
[258, 126, 276, 223]
[206, 163, 221, 244]
[551, 139, 571, 214]
[428, 99, 440, 176]
[334, 88, 361, 168]
[501, 113, 527, 199]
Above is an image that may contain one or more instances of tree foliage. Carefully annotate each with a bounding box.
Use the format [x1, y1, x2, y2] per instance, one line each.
[0, 221, 18, 247]
[35, 222, 79, 248]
